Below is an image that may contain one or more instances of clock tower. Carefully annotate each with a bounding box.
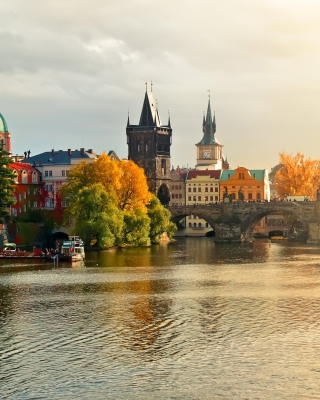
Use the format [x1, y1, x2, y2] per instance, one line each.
[195, 95, 223, 170]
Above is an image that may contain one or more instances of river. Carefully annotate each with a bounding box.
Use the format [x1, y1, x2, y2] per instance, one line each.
[1, 237, 320, 399]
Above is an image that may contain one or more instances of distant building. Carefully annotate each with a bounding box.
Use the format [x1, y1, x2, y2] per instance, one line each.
[21, 148, 98, 210]
[0, 112, 12, 153]
[195, 96, 229, 171]
[185, 169, 221, 236]
[10, 162, 43, 218]
[126, 83, 172, 205]
[220, 167, 270, 202]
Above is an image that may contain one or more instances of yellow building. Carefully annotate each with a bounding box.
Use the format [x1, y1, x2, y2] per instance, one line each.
[219, 167, 270, 202]
[185, 169, 221, 236]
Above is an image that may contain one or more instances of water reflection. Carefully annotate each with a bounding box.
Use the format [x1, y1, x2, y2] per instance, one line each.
[1, 238, 320, 399]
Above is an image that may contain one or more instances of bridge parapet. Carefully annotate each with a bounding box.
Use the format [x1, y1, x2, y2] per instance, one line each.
[168, 201, 320, 242]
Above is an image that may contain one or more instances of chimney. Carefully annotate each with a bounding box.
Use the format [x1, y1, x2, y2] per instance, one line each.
[51, 149, 54, 155]
[68, 149, 72, 156]
[88, 149, 93, 154]
[80, 148, 85, 155]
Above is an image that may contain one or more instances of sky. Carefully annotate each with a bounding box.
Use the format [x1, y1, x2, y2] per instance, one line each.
[1, 0, 320, 171]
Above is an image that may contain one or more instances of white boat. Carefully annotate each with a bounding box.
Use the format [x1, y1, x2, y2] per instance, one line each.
[60, 236, 85, 262]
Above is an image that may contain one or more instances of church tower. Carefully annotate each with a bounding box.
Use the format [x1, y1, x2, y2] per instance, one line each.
[0, 113, 12, 154]
[126, 83, 172, 205]
[195, 95, 223, 170]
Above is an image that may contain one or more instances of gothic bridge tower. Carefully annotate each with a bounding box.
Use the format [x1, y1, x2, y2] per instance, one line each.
[126, 83, 172, 205]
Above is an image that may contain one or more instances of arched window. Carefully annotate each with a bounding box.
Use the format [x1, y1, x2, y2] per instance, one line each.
[12, 169, 18, 183]
[198, 223, 202, 228]
[32, 171, 38, 183]
[21, 170, 28, 184]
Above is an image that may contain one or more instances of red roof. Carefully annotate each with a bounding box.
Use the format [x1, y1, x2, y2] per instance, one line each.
[187, 169, 221, 179]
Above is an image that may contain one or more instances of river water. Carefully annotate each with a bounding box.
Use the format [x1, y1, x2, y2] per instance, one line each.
[1, 238, 320, 399]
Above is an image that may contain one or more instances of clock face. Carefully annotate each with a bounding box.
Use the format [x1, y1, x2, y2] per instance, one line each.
[203, 150, 211, 159]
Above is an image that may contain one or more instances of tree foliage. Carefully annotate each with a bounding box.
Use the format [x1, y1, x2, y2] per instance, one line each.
[275, 152, 320, 200]
[0, 149, 16, 220]
[61, 155, 173, 248]
[147, 196, 177, 243]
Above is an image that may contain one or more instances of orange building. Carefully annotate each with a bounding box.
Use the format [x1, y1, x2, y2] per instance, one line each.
[219, 167, 270, 202]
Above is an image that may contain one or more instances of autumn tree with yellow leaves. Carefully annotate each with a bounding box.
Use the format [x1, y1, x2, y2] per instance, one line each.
[275, 152, 320, 200]
[60, 153, 175, 247]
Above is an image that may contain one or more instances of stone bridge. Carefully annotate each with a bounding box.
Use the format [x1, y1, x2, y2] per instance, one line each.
[168, 201, 320, 243]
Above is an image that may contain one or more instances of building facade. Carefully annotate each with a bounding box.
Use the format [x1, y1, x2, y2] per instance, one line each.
[220, 167, 270, 202]
[21, 148, 98, 210]
[126, 84, 172, 205]
[10, 163, 43, 217]
[185, 169, 221, 236]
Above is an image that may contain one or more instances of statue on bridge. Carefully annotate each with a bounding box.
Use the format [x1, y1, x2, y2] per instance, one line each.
[238, 188, 245, 202]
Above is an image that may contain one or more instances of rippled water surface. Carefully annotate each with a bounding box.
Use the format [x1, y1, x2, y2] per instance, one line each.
[1, 238, 320, 399]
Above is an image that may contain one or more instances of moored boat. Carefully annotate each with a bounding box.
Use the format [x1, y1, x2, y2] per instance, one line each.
[0, 243, 46, 259]
[60, 236, 85, 262]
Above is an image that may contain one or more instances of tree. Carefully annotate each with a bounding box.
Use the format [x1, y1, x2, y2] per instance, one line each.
[122, 209, 151, 246]
[70, 184, 124, 248]
[117, 159, 152, 211]
[0, 149, 16, 220]
[147, 196, 177, 243]
[275, 152, 320, 200]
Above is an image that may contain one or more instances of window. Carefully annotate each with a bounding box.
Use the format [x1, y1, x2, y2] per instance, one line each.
[193, 223, 197, 227]
[34, 201, 37, 208]
[45, 171, 48, 177]
[248, 193, 252, 200]
[198, 223, 202, 228]
[210, 196, 213, 201]
[210, 187, 213, 192]
[189, 222, 192, 227]
[24, 192, 26, 199]
[24, 205, 26, 212]
[257, 193, 261, 200]
[205, 196, 208, 201]
[45, 184, 53, 192]
[215, 187, 218, 192]
[179, 194, 182, 199]
[239, 173, 244, 179]
[32, 172, 37, 183]
[198, 196, 201, 201]
[205, 187, 208, 192]
[193, 196, 196, 201]
[22, 171, 27, 184]
[66, 170, 69, 176]
[188, 187, 191, 192]
[172, 194, 175, 199]
[62, 170, 65, 177]
[188, 196, 191, 201]
[215, 196, 218, 201]
[198, 187, 201, 192]
[49, 171, 52, 177]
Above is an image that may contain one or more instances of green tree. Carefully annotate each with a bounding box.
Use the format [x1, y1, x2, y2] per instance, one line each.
[147, 196, 177, 243]
[0, 149, 16, 220]
[122, 209, 151, 246]
[69, 183, 124, 248]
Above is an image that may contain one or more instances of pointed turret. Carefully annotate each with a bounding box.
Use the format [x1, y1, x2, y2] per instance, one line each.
[197, 98, 220, 145]
[139, 90, 161, 127]
[127, 112, 130, 127]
